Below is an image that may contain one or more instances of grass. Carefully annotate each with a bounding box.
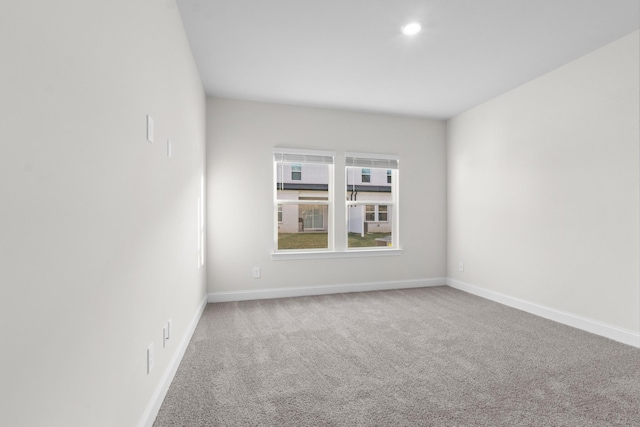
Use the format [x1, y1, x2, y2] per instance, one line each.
[278, 233, 328, 250]
[348, 232, 392, 248]
[277, 232, 391, 250]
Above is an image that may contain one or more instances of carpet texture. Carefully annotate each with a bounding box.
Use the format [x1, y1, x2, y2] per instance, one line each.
[154, 286, 640, 426]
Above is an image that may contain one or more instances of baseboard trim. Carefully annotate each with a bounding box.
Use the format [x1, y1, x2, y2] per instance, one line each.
[138, 294, 208, 427]
[447, 278, 640, 348]
[208, 278, 447, 303]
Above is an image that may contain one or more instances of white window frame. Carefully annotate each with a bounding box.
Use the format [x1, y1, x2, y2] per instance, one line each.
[273, 148, 335, 254]
[272, 150, 401, 260]
[345, 152, 399, 251]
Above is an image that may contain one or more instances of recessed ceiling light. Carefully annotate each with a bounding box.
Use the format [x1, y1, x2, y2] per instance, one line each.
[402, 22, 421, 36]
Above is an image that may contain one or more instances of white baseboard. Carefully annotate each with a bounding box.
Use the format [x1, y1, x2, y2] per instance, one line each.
[138, 294, 208, 427]
[447, 278, 640, 348]
[208, 278, 447, 303]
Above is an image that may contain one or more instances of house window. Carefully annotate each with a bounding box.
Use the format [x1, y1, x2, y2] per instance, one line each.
[365, 205, 375, 221]
[274, 149, 334, 252]
[291, 163, 302, 180]
[346, 153, 399, 249]
[378, 205, 388, 221]
[364, 205, 388, 222]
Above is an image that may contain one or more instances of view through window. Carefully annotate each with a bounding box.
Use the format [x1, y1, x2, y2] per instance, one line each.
[274, 150, 334, 251]
[346, 153, 398, 249]
[274, 150, 398, 253]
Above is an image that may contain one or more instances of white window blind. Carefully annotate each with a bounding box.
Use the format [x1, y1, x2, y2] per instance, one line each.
[274, 149, 334, 165]
[345, 152, 398, 169]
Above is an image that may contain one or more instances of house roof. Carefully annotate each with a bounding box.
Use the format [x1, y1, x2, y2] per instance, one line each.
[277, 183, 392, 192]
[348, 185, 392, 193]
[277, 183, 329, 191]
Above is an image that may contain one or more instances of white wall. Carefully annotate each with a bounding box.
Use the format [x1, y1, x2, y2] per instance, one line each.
[207, 98, 446, 294]
[447, 31, 640, 334]
[0, 1, 205, 426]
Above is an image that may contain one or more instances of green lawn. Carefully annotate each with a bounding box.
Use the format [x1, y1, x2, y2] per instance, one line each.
[348, 232, 392, 248]
[277, 232, 391, 250]
[278, 233, 328, 250]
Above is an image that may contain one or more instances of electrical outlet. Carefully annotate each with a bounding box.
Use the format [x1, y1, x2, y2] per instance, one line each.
[147, 343, 155, 374]
[459, 261, 464, 272]
[252, 267, 261, 279]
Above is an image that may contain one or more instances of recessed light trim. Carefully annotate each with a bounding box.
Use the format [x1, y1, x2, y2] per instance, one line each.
[402, 22, 422, 36]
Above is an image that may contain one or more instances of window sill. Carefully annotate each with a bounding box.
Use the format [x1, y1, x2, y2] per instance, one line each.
[271, 248, 402, 261]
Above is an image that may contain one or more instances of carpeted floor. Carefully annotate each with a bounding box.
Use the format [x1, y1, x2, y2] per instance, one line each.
[154, 286, 640, 426]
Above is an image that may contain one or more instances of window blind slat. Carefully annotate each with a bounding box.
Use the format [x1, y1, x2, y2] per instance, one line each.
[345, 156, 398, 169]
[273, 150, 334, 165]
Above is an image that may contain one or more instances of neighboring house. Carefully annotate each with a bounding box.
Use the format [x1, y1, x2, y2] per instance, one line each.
[346, 166, 392, 235]
[276, 163, 392, 234]
[276, 163, 329, 233]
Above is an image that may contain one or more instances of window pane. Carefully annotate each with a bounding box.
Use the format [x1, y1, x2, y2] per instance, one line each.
[346, 167, 392, 197]
[277, 203, 329, 250]
[347, 207, 392, 248]
[302, 205, 324, 229]
[378, 205, 388, 222]
[365, 205, 375, 221]
[362, 168, 371, 183]
[274, 151, 334, 253]
[291, 164, 302, 180]
[277, 162, 328, 189]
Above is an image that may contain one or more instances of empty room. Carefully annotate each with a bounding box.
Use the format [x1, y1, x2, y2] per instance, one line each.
[2, 0, 639, 426]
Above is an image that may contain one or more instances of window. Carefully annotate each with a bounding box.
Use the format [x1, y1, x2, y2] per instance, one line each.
[291, 163, 302, 180]
[365, 205, 375, 221]
[274, 149, 334, 252]
[378, 205, 388, 221]
[364, 205, 388, 222]
[346, 153, 399, 249]
[273, 150, 399, 257]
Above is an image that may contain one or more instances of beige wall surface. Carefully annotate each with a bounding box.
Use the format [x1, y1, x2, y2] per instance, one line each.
[0, 1, 206, 426]
[447, 31, 640, 332]
[206, 98, 447, 293]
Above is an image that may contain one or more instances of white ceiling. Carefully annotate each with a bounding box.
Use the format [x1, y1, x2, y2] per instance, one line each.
[176, 0, 639, 119]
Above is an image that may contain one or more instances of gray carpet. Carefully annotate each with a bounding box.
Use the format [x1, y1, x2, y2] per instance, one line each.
[154, 286, 640, 426]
